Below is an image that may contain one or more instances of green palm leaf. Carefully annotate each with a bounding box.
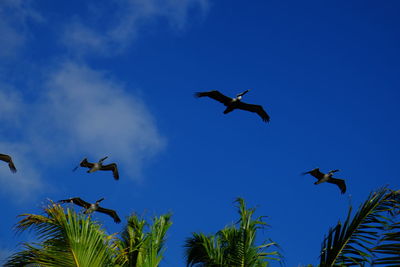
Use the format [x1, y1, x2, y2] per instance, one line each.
[185, 198, 281, 267]
[115, 213, 172, 267]
[5, 203, 117, 267]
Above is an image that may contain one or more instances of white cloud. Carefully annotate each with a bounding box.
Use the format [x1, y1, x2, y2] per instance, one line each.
[62, 0, 209, 55]
[0, 61, 165, 201]
[40, 61, 166, 177]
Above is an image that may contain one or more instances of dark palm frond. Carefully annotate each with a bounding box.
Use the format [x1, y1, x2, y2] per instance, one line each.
[370, 190, 400, 266]
[184, 233, 224, 267]
[319, 188, 400, 266]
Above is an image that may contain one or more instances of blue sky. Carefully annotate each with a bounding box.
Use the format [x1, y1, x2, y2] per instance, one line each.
[1, 0, 400, 266]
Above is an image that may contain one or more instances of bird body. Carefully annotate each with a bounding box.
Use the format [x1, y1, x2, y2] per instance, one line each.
[303, 168, 346, 194]
[84, 198, 104, 214]
[74, 156, 119, 180]
[59, 197, 121, 223]
[88, 162, 102, 173]
[0, 153, 17, 173]
[195, 90, 270, 122]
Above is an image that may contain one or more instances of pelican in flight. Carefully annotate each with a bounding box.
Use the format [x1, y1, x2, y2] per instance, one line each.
[59, 197, 121, 223]
[195, 90, 270, 122]
[302, 168, 346, 194]
[73, 156, 119, 180]
[0, 153, 17, 173]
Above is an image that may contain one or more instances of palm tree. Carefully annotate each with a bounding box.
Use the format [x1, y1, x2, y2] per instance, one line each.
[319, 187, 400, 267]
[184, 198, 281, 267]
[115, 213, 172, 267]
[5, 202, 117, 267]
[5, 202, 172, 267]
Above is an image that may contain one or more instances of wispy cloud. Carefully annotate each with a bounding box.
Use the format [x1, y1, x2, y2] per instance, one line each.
[0, 142, 45, 203]
[0, 89, 45, 202]
[62, 0, 209, 56]
[0, 0, 42, 59]
[0, 86, 24, 126]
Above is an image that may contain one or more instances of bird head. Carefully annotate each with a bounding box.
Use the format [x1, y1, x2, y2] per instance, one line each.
[329, 169, 340, 174]
[96, 198, 105, 204]
[236, 89, 250, 99]
[99, 156, 108, 163]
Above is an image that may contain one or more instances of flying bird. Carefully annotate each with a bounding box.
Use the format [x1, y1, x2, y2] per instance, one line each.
[195, 90, 270, 122]
[73, 156, 119, 180]
[59, 197, 121, 223]
[0, 153, 17, 173]
[302, 168, 346, 194]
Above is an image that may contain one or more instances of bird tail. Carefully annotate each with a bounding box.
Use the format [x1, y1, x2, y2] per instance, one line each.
[223, 106, 234, 114]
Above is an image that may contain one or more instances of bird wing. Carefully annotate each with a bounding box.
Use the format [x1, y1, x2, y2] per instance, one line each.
[8, 160, 17, 173]
[302, 168, 325, 180]
[194, 90, 232, 105]
[235, 102, 270, 122]
[100, 163, 119, 180]
[328, 178, 347, 194]
[97, 206, 121, 223]
[0, 154, 17, 173]
[80, 158, 94, 169]
[59, 197, 91, 209]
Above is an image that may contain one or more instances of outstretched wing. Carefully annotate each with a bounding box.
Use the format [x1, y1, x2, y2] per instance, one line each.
[195, 90, 232, 105]
[302, 168, 325, 180]
[236, 102, 270, 122]
[100, 163, 119, 180]
[328, 178, 346, 194]
[97, 206, 121, 223]
[0, 153, 17, 173]
[59, 197, 91, 209]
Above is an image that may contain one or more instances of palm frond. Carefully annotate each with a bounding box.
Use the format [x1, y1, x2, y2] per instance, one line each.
[370, 190, 400, 266]
[185, 198, 281, 267]
[5, 202, 117, 267]
[184, 233, 225, 267]
[319, 187, 400, 266]
[115, 213, 172, 267]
